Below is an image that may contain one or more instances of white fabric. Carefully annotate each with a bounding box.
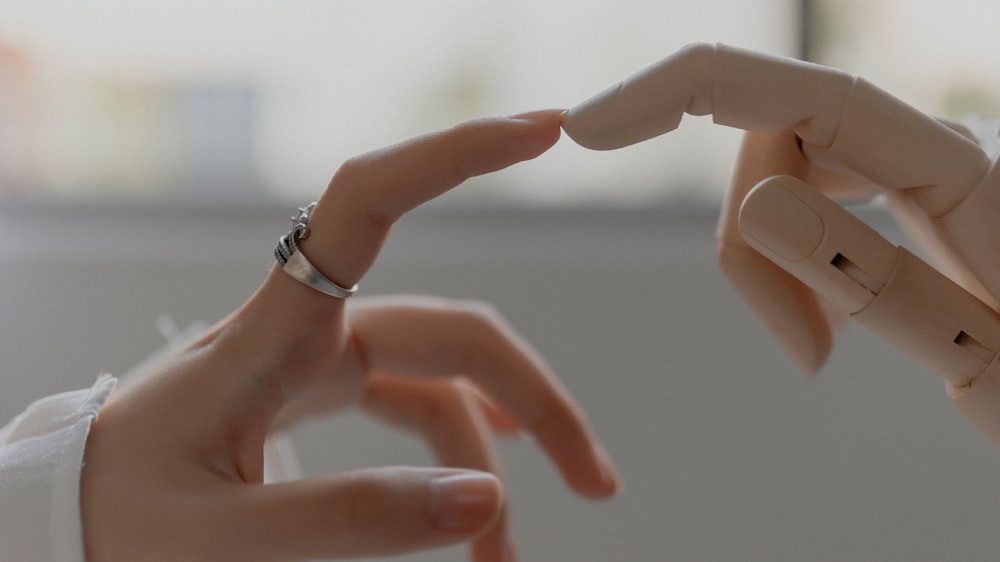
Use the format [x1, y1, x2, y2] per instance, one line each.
[0, 375, 116, 562]
[0, 321, 302, 561]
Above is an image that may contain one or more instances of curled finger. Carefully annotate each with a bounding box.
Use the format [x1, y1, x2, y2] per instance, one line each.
[363, 373, 514, 562]
[348, 295, 622, 500]
[231, 467, 503, 561]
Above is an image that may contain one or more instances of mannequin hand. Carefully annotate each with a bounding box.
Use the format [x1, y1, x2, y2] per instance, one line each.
[80, 110, 621, 562]
[563, 43, 1000, 445]
[563, 44, 998, 380]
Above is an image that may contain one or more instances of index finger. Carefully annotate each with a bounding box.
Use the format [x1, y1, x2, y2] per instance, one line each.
[296, 110, 563, 291]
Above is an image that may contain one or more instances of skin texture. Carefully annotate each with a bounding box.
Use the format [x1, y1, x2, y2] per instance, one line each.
[80, 110, 621, 562]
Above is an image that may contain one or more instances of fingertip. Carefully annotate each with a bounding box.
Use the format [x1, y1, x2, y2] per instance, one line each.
[785, 331, 831, 376]
[529, 401, 623, 501]
[718, 242, 833, 376]
[507, 109, 563, 158]
[558, 442, 623, 501]
[592, 442, 623, 497]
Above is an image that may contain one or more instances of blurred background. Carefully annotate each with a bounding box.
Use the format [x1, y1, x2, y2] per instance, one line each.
[4, 1, 1000, 560]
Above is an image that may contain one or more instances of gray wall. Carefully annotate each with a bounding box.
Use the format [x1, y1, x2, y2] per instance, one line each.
[2, 200, 999, 561]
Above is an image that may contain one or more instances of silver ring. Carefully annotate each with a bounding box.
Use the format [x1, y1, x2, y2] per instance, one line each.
[275, 203, 358, 299]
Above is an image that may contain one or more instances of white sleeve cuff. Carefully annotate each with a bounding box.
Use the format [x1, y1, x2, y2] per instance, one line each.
[0, 375, 117, 562]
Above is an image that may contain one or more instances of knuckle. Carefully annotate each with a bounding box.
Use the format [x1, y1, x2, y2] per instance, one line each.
[328, 154, 395, 229]
[329, 154, 368, 192]
[450, 301, 509, 368]
[413, 384, 463, 434]
[423, 380, 472, 435]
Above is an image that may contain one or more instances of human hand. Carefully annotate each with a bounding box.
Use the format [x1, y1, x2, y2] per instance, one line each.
[80, 110, 621, 562]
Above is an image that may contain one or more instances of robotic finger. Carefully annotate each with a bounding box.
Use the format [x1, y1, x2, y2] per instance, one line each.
[562, 43, 990, 217]
[715, 130, 835, 374]
[740, 175, 1000, 444]
[563, 43, 1000, 445]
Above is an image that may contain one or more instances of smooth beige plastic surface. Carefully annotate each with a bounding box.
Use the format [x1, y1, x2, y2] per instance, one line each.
[564, 42, 1000, 446]
[716, 130, 834, 373]
[948, 360, 1000, 446]
[741, 176, 1000, 389]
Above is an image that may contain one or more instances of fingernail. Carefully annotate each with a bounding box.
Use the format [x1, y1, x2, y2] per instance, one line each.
[509, 109, 564, 122]
[430, 472, 502, 532]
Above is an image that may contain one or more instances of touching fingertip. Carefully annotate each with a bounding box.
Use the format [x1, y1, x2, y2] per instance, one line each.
[518, 111, 563, 154]
[509, 109, 565, 122]
[430, 472, 503, 533]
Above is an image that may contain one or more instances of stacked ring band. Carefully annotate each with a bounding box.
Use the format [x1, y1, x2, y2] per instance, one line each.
[274, 202, 358, 299]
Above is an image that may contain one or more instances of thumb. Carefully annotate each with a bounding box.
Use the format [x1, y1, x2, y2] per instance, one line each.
[231, 466, 504, 561]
